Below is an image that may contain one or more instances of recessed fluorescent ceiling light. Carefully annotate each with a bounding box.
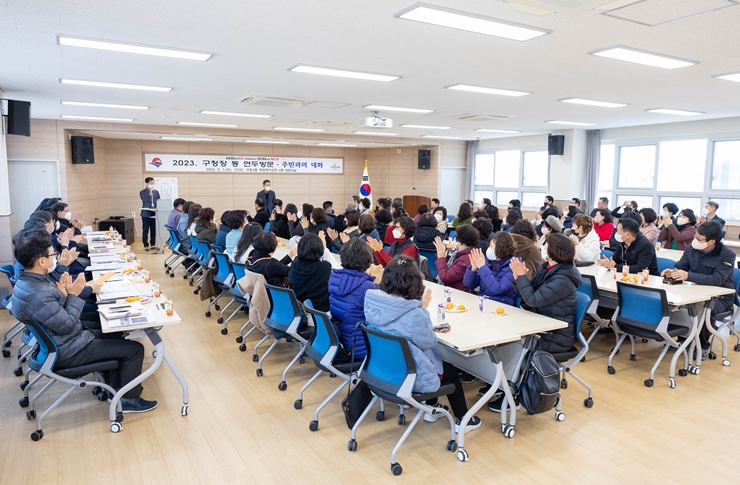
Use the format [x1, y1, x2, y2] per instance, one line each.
[200, 110, 271, 118]
[161, 137, 213, 141]
[545, 120, 595, 126]
[288, 64, 400, 82]
[363, 104, 433, 113]
[588, 46, 697, 69]
[177, 121, 238, 127]
[646, 108, 704, 116]
[474, 129, 521, 134]
[401, 124, 452, 129]
[61, 101, 149, 110]
[714, 72, 740, 83]
[559, 98, 628, 108]
[244, 140, 291, 144]
[60, 79, 172, 92]
[317, 143, 358, 147]
[353, 131, 400, 136]
[273, 127, 326, 132]
[394, 3, 550, 42]
[57, 35, 211, 61]
[422, 135, 462, 139]
[60, 115, 133, 122]
[446, 84, 530, 97]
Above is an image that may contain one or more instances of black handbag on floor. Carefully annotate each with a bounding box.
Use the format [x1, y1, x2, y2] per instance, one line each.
[517, 349, 561, 415]
[341, 322, 373, 429]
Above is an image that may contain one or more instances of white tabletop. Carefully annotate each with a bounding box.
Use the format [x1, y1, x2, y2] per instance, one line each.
[97, 280, 181, 333]
[578, 264, 735, 306]
[655, 248, 686, 263]
[423, 281, 566, 352]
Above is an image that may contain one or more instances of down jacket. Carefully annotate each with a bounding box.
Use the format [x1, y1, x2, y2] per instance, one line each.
[364, 289, 442, 393]
[513, 262, 582, 354]
[328, 269, 377, 358]
[462, 256, 516, 306]
[414, 226, 444, 253]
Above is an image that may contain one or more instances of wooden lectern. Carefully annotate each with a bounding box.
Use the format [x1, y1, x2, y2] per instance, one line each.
[403, 195, 432, 218]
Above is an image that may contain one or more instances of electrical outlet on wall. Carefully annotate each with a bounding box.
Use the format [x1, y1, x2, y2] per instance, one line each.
[131, 211, 136, 218]
[397, 149, 401, 154]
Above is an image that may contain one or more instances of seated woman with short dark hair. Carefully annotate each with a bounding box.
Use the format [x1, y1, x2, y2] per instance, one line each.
[288, 233, 332, 312]
[245, 232, 296, 286]
[433, 224, 479, 291]
[414, 213, 444, 253]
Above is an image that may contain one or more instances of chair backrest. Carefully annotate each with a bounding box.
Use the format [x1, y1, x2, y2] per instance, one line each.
[231, 261, 246, 281]
[263, 283, 303, 333]
[600, 249, 614, 260]
[577, 273, 600, 302]
[615, 281, 669, 329]
[360, 325, 416, 399]
[656, 257, 675, 274]
[212, 252, 232, 282]
[446, 215, 454, 223]
[733, 268, 740, 307]
[196, 240, 211, 263]
[448, 230, 457, 240]
[514, 296, 522, 308]
[20, 320, 57, 373]
[574, 292, 591, 347]
[264, 222, 271, 232]
[189, 235, 200, 257]
[418, 251, 438, 277]
[303, 305, 339, 366]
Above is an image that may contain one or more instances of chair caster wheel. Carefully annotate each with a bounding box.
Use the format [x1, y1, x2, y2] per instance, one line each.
[30, 430, 44, 441]
[193, 290, 199, 295]
[215, 304, 220, 311]
[252, 354, 259, 362]
[607, 366, 615, 375]
[584, 398, 593, 408]
[4, 341, 12, 347]
[256, 368, 263, 377]
[723, 358, 731, 367]
[110, 422, 122, 433]
[688, 365, 700, 375]
[678, 368, 688, 377]
[294, 399, 302, 410]
[19, 397, 29, 408]
[97, 391, 108, 401]
[299, 355, 305, 364]
[391, 463, 403, 476]
[26, 410, 36, 420]
[170, 273, 175, 278]
[376, 411, 385, 421]
[20, 381, 28, 391]
[205, 311, 211, 318]
[278, 381, 287, 391]
[560, 379, 567, 389]
[446, 439, 458, 451]
[555, 412, 565, 421]
[457, 449, 469, 462]
[734, 344, 740, 352]
[398, 415, 406, 425]
[580, 356, 586, 363]
[348, 439, 358, 452]
[644, 379, 653, 387]
[220, 328, 228, 335]
[708, 351, 717, 360]
[642, 339, 648, 343]
[13, 367, 23, 376]
[183, 275, 188, 279]
[309, 420, 318, 432]
[152, 350, 157, 358]
[669, 378, 676, 388]
[235, 336, 243, 343]
[502, 425, 515, 438]
[116, 413, 124, 423]
[239, 344, 247, 352]
[181, 405, 189, 416]
[2, 349, 10, 358]
[629, 354, 636, 361]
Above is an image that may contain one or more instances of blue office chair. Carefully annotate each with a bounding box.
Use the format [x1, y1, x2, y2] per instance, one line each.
[20, 320, 121, 441]
[551, 292, 594, 408]
[577, 273, 618, 348]
[298, 306, 365, 430]
[185, 235, 204, 284]
[164, 227, 188, 278]
[448, 230, 457, 241]
[265, 222, 271, 232]
[252, 284, 314, 390]
[446, 215, 454, 223]
[418, 250, 439, 278]
[348, 325, 458, 475]
[192, 240, 215, 293]
[206, 252, 235, 333]
[1, 264, 23, 359]
[600, 249, 614, 260]
[708, 268, 740, 365]
[225, 262, 257, 350]
[608, 282, 689, 388]
[656, 257, 675, 274]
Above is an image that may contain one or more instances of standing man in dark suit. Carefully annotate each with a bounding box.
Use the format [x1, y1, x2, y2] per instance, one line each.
[256, 179, 276, 214]
[139, 177, 160, 251]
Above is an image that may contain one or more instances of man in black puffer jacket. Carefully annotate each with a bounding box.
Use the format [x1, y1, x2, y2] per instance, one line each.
[510, 233, 582, 353]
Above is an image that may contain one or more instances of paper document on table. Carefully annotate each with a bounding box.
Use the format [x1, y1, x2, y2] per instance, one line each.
[99, 302, 145, 320]
[86, 262, 123, 272]
[90, 255, 120, 263]
[106, 309, 156, 328]
[99, 281, 139, 299]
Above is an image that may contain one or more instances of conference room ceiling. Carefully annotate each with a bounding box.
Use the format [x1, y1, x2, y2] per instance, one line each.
[2, 0, 740, 141]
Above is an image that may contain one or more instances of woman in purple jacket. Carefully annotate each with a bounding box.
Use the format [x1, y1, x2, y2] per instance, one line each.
[328, 239, 382, 359]
[463, 231, 517, 306]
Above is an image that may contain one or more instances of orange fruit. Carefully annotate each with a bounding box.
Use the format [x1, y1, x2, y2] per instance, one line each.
[281, 242, 286, 247]
[445, 302, 454, 310]
[457, 304, 466, 311]
[632, 276, 638, 282]
[496, 307, 505, 315]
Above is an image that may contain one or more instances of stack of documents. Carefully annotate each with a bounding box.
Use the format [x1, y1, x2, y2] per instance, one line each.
[98, 281, 139, 300]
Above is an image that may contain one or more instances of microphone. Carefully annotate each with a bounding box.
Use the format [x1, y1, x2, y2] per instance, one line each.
[412, 187, 417, 194]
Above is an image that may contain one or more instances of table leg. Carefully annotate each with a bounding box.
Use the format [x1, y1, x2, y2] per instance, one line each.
[109, 338, 164, 423]
[456, 365, 503, 452]
[162, 345, 190, 415]
[669, 304, 703, 378]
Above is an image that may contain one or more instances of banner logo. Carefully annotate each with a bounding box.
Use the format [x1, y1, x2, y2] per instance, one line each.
[150, 157, 163, 168]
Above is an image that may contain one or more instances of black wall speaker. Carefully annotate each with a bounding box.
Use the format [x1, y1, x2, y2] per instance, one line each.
[71, 136, 95, 164]
[418, 149, 431, 170]
[7, 100, 31, 136]
[548, 135, 565, 156]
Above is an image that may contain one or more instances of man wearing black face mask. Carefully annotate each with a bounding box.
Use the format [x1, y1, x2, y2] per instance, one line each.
[662, 221, 735, 359]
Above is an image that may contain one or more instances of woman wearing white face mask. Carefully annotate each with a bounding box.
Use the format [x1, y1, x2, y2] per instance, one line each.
[659, 208, 697, 251]
[433, 207, 448, 234]
[569, 214, 600, 262]
[463, 232, 517, 305]
[366, 216, 419, 267]
[536, 215, 563, 250]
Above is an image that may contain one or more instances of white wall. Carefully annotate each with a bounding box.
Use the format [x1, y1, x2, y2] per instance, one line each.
[601, 116, 740, 142]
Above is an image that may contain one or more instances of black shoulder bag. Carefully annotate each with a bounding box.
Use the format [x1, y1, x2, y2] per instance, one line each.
[341, 321, 373, 429]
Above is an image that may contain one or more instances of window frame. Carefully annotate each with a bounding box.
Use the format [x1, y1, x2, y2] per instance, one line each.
[473, 148, 549, 209]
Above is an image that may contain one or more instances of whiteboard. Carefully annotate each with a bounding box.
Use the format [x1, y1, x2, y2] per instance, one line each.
[154, 177, 178, 201]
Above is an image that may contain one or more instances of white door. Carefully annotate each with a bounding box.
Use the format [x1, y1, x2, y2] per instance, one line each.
[439, 168, 466, 210]
[8, 160, 60, 233]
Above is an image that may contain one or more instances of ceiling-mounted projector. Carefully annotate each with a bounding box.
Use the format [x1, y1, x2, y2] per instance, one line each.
[359, 112, 392, 128]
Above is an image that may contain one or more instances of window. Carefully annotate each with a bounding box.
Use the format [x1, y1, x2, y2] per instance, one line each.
[522, 151, 548, 187]
[656, 139, 706, 192]
[659, 196, 702, 216]
[597, 144, 615, 208]
[711, 140, 740, 190]
[474, 154, 494, 185]
[709, 198, 740, 221]
[615, 195, 654, 212]
[496, 191, 518, 206]
[494, 150, 520, 188]
[522, 192, 547, 209]
[618, 145, 655, 188]
[474, 190, 493, 206]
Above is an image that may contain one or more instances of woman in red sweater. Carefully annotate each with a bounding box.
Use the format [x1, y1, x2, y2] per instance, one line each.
[433, 224, 480, 291]
[592, 208, 615, 243]
[368, 216, 418, 266]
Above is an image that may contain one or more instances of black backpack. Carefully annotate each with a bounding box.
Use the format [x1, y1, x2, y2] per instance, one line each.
[516, 350, 561, 415]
